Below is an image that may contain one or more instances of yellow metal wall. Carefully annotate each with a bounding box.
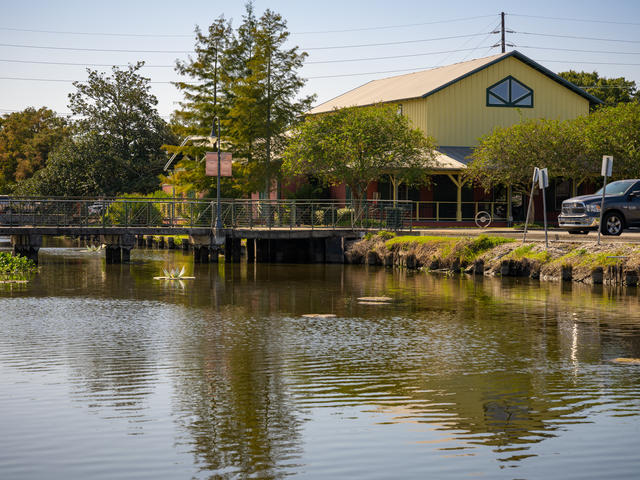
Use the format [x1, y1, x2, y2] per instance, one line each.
[402, 56, 590, 147]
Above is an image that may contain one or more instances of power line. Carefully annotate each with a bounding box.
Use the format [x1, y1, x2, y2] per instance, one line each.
[0, 32, 492, 54]
[305, 32, 490, 50]
[0, 76, 182, 84]
[0, 42, 192, 54]
[305, 46, 495, 64]
[520, 45, 640, 55]
[293, 14, 496, 34]
[0, 58, 175, 67]
[516, 31, 640, 44]
[509, 13, 640, 27]
[0, 26, 192, 37]
[0, 14, 496, 37]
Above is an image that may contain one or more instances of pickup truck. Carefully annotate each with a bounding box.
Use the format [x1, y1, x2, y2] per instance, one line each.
[558, 179, 640, 235]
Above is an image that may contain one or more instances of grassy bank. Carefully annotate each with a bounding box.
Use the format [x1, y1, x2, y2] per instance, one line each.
[345, 232, 640, 285]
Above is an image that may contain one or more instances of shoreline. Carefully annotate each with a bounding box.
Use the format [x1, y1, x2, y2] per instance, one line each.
[345, 233, 640, 286]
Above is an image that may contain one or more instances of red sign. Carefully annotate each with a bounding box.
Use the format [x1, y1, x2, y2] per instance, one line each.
[205, 152, 232, 177]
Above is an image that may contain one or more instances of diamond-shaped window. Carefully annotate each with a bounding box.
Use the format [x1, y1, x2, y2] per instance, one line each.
[486, 76, 533, 108]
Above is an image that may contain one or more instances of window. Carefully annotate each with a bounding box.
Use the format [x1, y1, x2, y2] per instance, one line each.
[397, 104, 403, 115]
[486, 76, 533, 108]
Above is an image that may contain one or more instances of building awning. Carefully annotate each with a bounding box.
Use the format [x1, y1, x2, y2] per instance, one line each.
[433, 146, 473, 171]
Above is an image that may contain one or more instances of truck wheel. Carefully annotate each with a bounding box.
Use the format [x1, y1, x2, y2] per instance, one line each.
[602, 212, 624, 236]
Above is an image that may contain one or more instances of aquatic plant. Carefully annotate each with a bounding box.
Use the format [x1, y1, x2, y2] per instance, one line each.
[0, 252, 37, 284]
[154, 266, 195, 281]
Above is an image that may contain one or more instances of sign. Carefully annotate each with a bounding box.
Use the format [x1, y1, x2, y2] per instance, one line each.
[601, 155, 613, 177]
[538, 167, 549, 189]
[205, 152, 232, 177]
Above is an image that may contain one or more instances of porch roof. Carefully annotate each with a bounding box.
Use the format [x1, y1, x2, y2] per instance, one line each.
[433, 146, 473, 171]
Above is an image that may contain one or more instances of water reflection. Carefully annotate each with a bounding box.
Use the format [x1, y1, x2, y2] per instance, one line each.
[0, 249, 639, 478]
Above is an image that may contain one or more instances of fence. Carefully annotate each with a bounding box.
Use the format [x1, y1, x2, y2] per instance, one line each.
[413, 201, 510, 222]
[0, 197, 415, 231]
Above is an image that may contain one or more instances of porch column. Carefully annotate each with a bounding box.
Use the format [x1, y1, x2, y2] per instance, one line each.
[447, 173, 466, 222]
[507, 185, 513, 225]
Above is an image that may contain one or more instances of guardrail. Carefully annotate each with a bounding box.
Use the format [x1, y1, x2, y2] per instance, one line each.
[0, 198, 415, 231]
[413, 201, 510, 222]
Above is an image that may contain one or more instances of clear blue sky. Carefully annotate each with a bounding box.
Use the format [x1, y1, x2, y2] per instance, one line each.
[2, 0, 640, 119]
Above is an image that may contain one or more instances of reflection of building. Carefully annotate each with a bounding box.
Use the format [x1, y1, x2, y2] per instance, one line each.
[309, 51, 601, 225]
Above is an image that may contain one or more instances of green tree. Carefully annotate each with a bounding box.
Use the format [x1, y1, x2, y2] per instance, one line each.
[163, 16, 233, 198]
[69, 62, 175, 194]
[559, 70, 638, 108]
[581, 102, 640, 179]
[0, 107, 68, 193]
[15, 135, 103, 196]
[224, 4, 314, 196]
[283, 105, 438, 203]
[465, 118, 596, 196]
[22, 63, 175, 196]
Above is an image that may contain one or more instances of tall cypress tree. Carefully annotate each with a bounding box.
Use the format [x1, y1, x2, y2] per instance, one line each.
[164, 17, 232, 194]
[224, 4, 314, 196]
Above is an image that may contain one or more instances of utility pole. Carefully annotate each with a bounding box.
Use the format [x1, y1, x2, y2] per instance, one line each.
[492, 12, 513, 52]
[501, 11, 506, 53]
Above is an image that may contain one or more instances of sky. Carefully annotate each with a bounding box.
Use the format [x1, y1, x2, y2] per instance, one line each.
[1, 0, 640, 120]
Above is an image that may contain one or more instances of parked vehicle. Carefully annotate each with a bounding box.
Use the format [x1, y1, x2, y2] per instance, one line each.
[558, 179, 640, 235]
[0, 195, 11, 215]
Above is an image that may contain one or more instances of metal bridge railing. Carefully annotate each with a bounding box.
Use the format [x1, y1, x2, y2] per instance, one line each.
[0, 197, 415, 231]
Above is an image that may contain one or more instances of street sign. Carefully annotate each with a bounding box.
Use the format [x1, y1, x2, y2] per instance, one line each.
[601, 155, 613, 177]
[205, 152, 232, 177]
[538, 167, 549, 189]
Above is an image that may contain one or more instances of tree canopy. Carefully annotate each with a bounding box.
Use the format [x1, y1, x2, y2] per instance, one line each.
[558, 70, 639, 108]
[465, 103, 640, 193]
[283, 104, 438, 201]
[19, 63, 175, 196]
[164, 3, 313, 198]
[0, 107, 68, 193]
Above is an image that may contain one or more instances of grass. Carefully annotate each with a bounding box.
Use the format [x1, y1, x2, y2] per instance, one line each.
[506, 244, 551, 263]
[385, 234, 513, 263]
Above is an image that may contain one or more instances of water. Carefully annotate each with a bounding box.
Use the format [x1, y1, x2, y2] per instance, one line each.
[1, 247, 640, 479]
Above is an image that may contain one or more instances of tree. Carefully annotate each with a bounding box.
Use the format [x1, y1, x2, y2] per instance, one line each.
[19, 63, 174, 196]
[283, 105, 438, 203]
[0, 107, 68, 193]
[223, 4, 314, 196]
[559, 70, 638, 108]
[580, 102, 640, 179]
[15, 135, 103, 196]
[162, 17, 233, 198]
[465, 118, 596, 196]
[68, 62, 175, 194]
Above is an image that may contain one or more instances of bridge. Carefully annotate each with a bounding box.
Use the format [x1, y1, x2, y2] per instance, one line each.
[0, 197, 414, 264]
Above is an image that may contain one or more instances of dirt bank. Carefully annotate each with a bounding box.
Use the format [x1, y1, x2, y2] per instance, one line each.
[345, 232, 640, 285]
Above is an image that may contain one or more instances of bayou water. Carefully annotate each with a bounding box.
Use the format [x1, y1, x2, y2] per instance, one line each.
[1, 245, 639, 479]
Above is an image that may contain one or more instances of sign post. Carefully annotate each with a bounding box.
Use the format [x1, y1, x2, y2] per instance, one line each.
[538, 167, 549, 249]
[522, 167, 539, 244]
[597, 155, 613, 245]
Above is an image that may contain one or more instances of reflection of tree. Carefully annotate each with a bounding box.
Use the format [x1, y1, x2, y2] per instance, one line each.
[170, 305, 303, 479]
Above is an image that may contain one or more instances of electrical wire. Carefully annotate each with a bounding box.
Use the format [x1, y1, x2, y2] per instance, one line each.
[509, 13, 640, 27]
[516, 32, 640, 45]
[0, 14, 496, 37]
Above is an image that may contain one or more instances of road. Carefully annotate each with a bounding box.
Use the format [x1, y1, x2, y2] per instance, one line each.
[411, 227, 640, 244]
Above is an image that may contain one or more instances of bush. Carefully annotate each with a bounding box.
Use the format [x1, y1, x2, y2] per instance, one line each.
[105, 191, 170, 226]
[0, 252, 37, 278]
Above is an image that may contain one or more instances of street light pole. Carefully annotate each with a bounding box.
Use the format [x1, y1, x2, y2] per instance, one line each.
[212, 117, 223, 232]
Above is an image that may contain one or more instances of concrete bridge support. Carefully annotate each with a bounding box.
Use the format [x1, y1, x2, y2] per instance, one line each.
[225, 237, 242, 263]
[101, 234, 135, 264]
[190, 235, 218, 264]
[252, 236, 345, 264]
[11, 234, 42, 264]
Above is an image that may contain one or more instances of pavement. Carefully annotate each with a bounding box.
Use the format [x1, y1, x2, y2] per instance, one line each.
[409, 227, 640, 244]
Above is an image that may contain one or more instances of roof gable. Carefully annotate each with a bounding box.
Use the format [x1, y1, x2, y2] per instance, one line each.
[308, 51, 601, 114]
